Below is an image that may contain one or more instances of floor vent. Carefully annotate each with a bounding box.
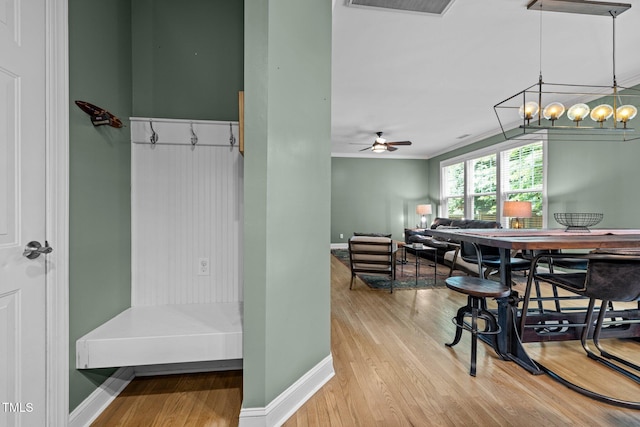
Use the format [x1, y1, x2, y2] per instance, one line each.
[347, 0, 456, 16]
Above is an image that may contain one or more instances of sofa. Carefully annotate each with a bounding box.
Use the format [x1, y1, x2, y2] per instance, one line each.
[404, 218, 502, 274]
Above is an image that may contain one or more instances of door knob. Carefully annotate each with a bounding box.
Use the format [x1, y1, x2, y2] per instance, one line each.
[23, 240, 53, 259]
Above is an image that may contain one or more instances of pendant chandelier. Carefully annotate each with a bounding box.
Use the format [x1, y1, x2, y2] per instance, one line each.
[494, 0, 640, 142]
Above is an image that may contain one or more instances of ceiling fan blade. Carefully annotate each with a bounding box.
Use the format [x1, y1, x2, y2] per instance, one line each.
[386, 145, 398, 152]
[359, 146, 372, 152]
[386, 141, 412, 146]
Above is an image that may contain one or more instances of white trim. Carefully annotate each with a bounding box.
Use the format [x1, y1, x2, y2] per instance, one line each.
[330, 243, 347, 249]
[45, 0, 69, 426]
[238, 354, 335, 427]
[68, 367, 135, 427]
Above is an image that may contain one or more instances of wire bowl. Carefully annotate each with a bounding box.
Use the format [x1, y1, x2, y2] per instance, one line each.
[554, 213, 603, 232]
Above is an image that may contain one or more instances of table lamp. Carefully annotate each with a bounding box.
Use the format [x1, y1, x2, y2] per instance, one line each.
[503, 201, 532, 229]
[416, 204, 432, 228]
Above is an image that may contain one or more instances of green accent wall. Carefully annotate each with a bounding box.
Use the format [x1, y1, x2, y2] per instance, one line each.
[68, 0, 132, 411]
[132, 0, 243, 120]
[243, 0, 332, 408]
[331, 158, 431, 243]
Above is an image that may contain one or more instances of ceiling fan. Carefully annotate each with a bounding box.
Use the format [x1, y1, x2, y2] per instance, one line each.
[360, 132, 412, 153]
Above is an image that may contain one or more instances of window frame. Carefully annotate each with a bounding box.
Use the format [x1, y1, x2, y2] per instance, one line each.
[439, 133, 548, 227]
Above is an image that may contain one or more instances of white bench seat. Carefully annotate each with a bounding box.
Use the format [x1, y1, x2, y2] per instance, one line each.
[76, 302, 243, 369]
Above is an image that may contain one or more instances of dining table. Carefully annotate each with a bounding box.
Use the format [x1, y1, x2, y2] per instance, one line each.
[423, 227, 640, 375]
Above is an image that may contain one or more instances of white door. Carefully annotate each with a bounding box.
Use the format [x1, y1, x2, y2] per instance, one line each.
[0, 0, 48, 425]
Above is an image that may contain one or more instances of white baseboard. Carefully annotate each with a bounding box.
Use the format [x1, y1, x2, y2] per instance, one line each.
[330, 243, 347, 249]
[238, 354, 335, 427]
[68, 360, 244, 426]
[68, 367, 135, 427]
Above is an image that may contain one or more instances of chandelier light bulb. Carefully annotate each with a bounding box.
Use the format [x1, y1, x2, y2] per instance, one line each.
[616, 105, 638, 128]
[567, 103, 590, 126]
[542, 102, 565, 125]
[518, 102, 539, 125]
[589, 104, 614, 127]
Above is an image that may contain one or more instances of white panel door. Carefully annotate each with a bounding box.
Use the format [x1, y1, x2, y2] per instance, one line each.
[0, 0, 47, 425]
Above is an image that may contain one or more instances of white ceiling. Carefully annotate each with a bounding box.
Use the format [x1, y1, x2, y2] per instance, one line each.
[331, 0, 640, 159]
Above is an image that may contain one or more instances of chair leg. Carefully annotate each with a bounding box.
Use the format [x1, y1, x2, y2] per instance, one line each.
[446, 296, 500, 377]
[446, 297, 472, 348]
[350, 274, 355, 290]
[581, 298, 640, 383]
[592, 300, 640, 374]
[470, 300, 479, 377]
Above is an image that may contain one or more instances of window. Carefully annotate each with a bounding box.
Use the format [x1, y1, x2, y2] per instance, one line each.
[440, 137, 547, 228]
[442, 162, 464, 219]
[501, 142, 544, 228]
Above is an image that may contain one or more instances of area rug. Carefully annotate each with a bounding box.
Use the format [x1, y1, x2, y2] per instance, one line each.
[331, 249, 450, 290]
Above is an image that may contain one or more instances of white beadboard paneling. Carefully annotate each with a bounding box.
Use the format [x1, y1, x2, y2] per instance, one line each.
[0, 67, 17, 245]
[131, 118, 243, 306]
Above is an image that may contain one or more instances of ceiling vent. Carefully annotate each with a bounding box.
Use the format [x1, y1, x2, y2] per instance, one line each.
[347, 0, 456, 16]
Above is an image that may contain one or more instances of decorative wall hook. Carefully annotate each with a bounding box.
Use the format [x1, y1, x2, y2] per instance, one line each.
[190, 122, 198, 145]
[229, 122, 236, 146]
[149, 120, 158, 145]
[75, 100, 123, 128]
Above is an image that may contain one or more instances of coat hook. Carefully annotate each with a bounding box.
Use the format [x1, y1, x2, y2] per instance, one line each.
[229, 122, 236, 146]
[149, 120, 158, 144]
[190, 122, 198, 145]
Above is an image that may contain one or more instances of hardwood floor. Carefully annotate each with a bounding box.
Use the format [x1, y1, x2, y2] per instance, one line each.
[92, 255, 640, 426]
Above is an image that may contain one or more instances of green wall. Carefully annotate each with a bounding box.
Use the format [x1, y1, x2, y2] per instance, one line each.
[132, 0, 243, 120]
[243, 0, 332, 408]
[68, 0, 132, 411]
[331, 158, 431, 243]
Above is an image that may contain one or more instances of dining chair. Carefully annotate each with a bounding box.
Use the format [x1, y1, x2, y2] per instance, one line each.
[459, 241, 531, 281]
[348, 236, 397, 293]
[520, 249, 588, 315]
[523, 249, 640, 384]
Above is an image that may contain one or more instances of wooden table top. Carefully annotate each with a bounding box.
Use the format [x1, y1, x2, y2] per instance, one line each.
[423, 228, 640, 251]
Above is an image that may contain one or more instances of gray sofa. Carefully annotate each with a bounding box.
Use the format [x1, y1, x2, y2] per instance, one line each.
[404, 218, 501, 265]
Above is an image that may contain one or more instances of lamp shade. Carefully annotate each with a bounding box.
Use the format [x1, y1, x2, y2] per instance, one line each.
[416, 204, 432, 215]
[590, 104, 614, 123]
[518, 102, 539, 120]
[503, 201, 532, 218]
[543, 102, 565, 121]
[617, 105, 638, 123]
[567, 103, 590, 123]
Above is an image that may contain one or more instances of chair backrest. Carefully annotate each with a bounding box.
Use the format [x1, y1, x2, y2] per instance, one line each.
[585, 249, 640, 302]
[348, 236, 396, 275]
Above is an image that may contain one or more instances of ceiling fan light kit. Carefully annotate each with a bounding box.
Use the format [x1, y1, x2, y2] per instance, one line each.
[360, 131, 412, 153]
[494, 0, 640, 142]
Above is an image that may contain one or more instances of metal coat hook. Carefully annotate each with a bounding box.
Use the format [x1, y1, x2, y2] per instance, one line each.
[149, 120, 158, 145]
[190, 122, 198, 145]
[229, 122, 236, 146]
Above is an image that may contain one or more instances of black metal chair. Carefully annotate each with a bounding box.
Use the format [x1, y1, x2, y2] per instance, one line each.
[525, 249, 640, 385]
[459, 241, 531, 281]
[520, 249, 588, 318]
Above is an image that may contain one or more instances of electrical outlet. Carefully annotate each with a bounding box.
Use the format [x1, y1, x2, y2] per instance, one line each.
[198, 257, 210, 276]
[340, 233, 344, 239]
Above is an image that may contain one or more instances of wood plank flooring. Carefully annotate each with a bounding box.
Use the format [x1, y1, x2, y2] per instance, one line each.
[92, 254, 640, 426]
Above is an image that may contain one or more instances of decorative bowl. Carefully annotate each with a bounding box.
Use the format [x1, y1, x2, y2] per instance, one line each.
[553, 213, 603, 232]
